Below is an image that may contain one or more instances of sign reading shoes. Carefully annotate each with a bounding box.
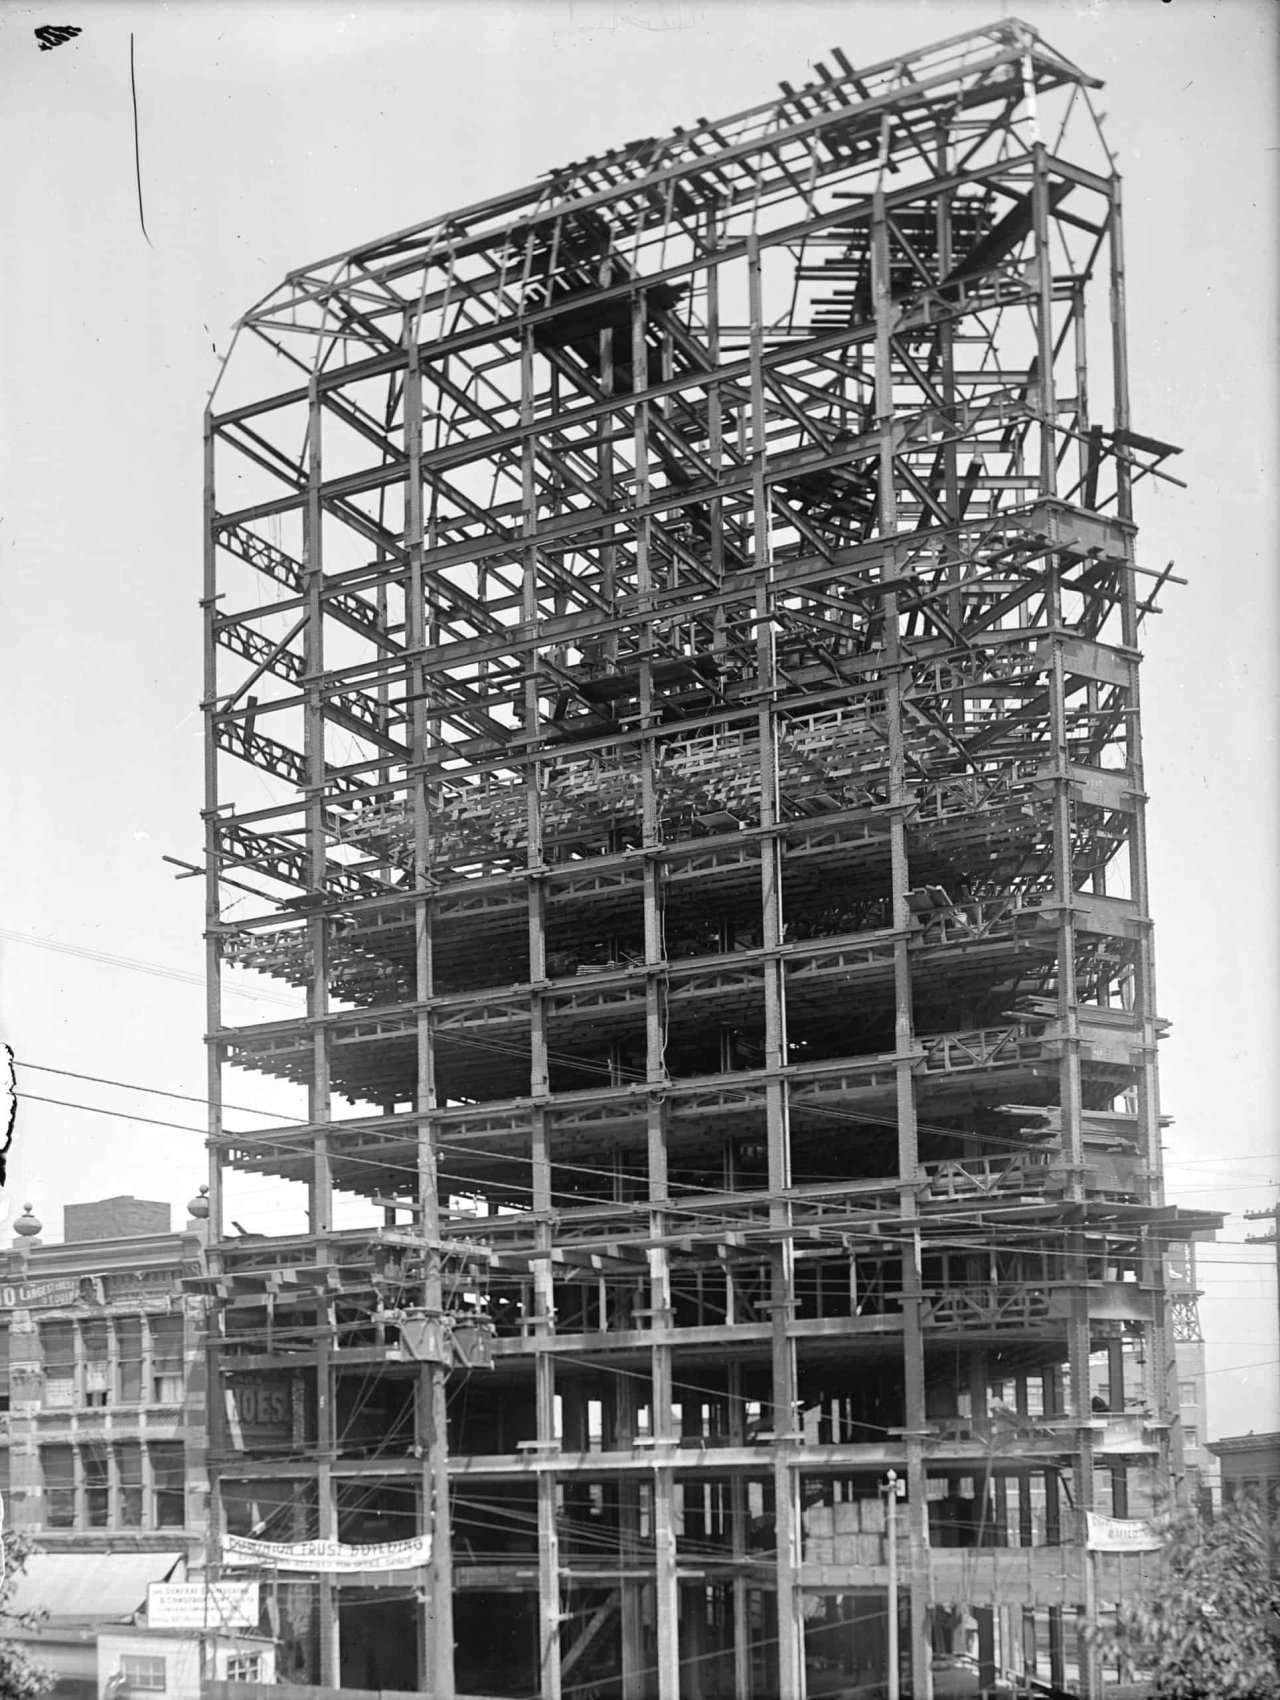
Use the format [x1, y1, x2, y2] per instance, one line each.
[224, 1375, 293, 1447]
[222, 1534, 432, 1573]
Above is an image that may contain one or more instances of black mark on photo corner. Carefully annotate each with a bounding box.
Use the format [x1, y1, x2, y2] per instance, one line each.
[1, 1046, 15, 1189]
[35, 24, 81, 50]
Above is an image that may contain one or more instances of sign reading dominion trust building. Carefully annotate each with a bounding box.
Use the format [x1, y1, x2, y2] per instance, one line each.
[222, 1533, 433, 1574]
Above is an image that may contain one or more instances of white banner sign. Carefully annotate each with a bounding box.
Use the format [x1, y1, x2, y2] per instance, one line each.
[1084, 1512, 1163, 1553]
[148, 1581, 260, 1630]
[222, 1533, 432, 1573]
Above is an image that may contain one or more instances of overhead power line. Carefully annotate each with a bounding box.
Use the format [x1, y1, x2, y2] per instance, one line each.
[0, 927, 301, 1009]
[16, 1059, 295, 1123]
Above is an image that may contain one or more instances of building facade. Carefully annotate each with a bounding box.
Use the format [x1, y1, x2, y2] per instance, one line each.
[0, 1199, 209, 1562]
[1166, 1241, 1217, 1511]
[1208, 1433, 1280, 1510]
[98, 1625, 277, 1700]
[200, 21, 1217, 1698]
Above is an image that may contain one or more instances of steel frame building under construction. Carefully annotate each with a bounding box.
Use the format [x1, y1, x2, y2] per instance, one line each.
[199, 20, 1216, 1698]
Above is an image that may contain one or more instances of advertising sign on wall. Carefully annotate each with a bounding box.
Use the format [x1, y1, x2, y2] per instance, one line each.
[0, 1272, 186, 1309]
[0, 1280, 82, 1310]
[147, 1581, 261, 1630]
[223, 1375, 294, 1448]
[1084, 1512, 1163, 1553]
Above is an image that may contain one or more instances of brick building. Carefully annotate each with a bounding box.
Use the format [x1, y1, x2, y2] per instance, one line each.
[1207, 1432, 1280, 1509]
[0, 1197, 213, 1696]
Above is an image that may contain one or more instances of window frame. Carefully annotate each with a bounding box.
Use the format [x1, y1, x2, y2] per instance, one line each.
[149, 1442, 186, 1530]
[120, 1655, 166, 1693]
[41, 1443, 76, 1530]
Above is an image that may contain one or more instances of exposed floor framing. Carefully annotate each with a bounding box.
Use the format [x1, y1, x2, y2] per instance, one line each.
[200, 19, 1215, 1697]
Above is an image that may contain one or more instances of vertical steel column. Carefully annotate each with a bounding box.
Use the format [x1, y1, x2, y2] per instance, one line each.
[1034, 145, 1098, 1696]
[604, 265, 643, 1700]
[705, 212, 727, 630]
[1032, 146, 1060, 499]
[1107, 176, 1178, 1502]
[202, 414, 225, 1263]
[521, 326, 563, 1700]
[747, 232, 802, 1700]
[599, 270, 619, 669]
[533, 1163, 560, 1700]
[632, 291, 681, 1700]
[872, 189, 932, 1700]
[1072, 281, 1091, 496]
[406, 325, 455, 1700]
[615, 1373, 646, 1700]
[934, 174, 965, 723]
[1109, 183, 1164, 1201]
[301, 375, 340, 1686]
[727, 1360, 751, 1700]
[201, 410, 227, 1589]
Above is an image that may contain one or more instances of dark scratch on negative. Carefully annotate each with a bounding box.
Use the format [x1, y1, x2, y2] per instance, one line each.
[130, 33, 153, 248]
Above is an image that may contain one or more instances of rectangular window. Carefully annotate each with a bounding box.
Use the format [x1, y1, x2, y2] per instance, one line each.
[120, 1656, 166, 1692]
[116, 1317, 142, 1404]
[41, 1445, 75, 1529]
[150, 1317, 184, 1404]
[0, 1324, 9, 1411]
[1184, 1426, 1199, 1450]
[82, 1320, 110, 1408]
[40, 1321, 75, 1407]
[225, 1655, 262, 1683]
[1178, 1379, 1197, 1406]
[40, 1321, 75, 1370]
[84, 1444, 109, 1528]
[150, 1443, 185, 1529]
[117, 1442, 143, 1528]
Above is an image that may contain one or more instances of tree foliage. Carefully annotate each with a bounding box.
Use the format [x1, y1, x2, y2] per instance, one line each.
[1099, 1495, 1280, 1698]
[0, 1531, 53, 1700]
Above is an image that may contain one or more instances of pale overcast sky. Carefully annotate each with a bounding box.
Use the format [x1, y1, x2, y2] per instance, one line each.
[2, 0, 1276, 1437]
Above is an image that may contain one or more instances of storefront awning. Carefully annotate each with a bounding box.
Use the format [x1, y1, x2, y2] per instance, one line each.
[9, 1551, 185, 1625]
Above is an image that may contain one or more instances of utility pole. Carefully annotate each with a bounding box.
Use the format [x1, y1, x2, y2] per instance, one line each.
[883, 1469, 905, 1700]
[1244, 1203, 1280, 1340]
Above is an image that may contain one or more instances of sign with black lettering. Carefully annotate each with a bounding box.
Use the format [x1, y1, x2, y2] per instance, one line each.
[148, 1581, 259, 1629]
[0, 1280, 82, 1310]
[225, 1376, 292, 1447]
[1084, 1511, 1163, 1553]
